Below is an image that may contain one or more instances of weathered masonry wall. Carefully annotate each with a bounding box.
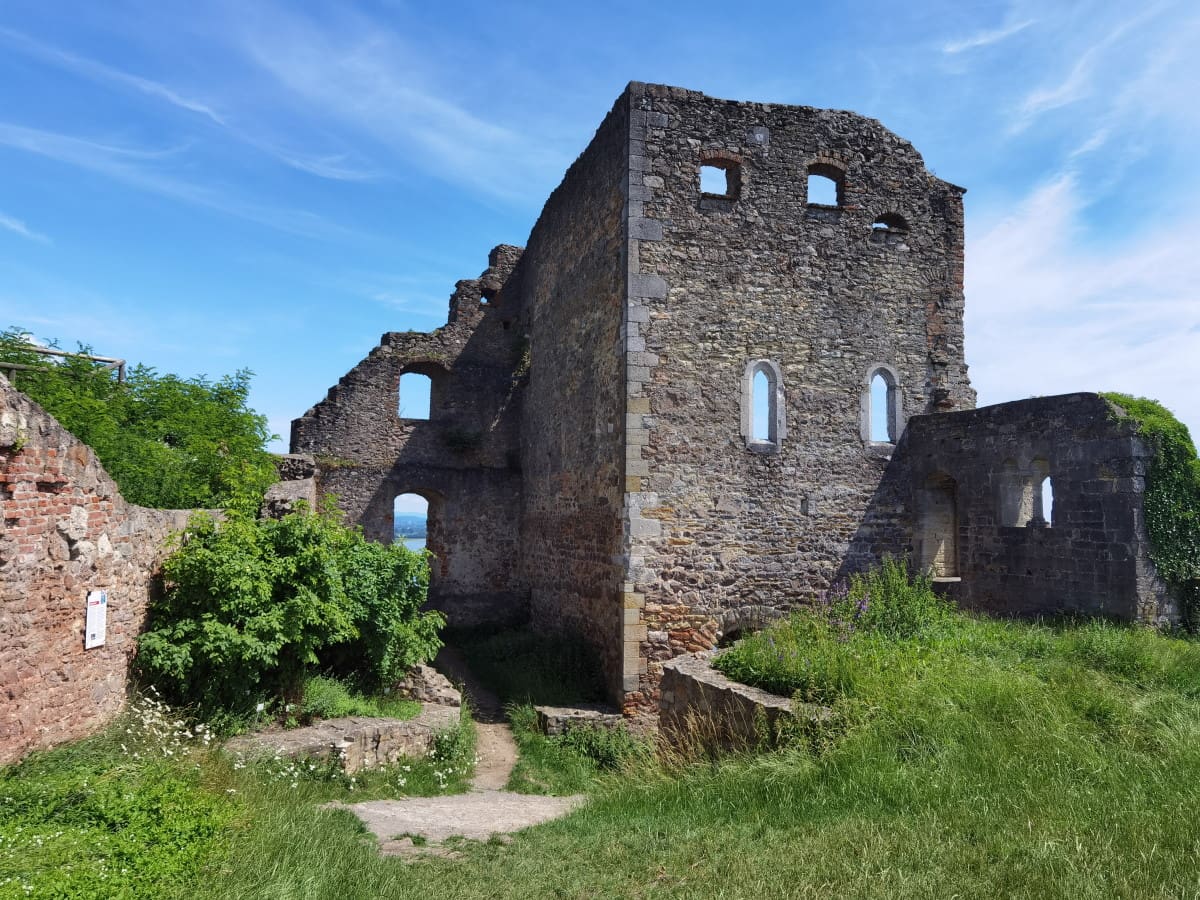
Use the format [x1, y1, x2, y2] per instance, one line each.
[518, 92, 631, 700]
[0, 377, 189, 765]
[620, 83, 975, 713]
[895, 393, 1174, 623]
[292, 247, 529, 628]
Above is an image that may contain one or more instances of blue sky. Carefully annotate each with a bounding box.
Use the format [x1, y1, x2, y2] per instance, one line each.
[2, 0, 1198, 464]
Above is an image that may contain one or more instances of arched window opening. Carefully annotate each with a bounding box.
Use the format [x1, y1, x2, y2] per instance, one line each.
[700, 164, 728, 196]
[998, 459, 1051, 527]
[398, 372, 431, 420]
[872, 213, 909, 233]
[861, 365, 901, 446]
[919, 473, 958, 578]
[752, 370, 770, 441]
[869, 373, 893, 442]
[741, 359, 786, 453]
[1039, 476, 1054, 527]
[807, 163, 844, 207]
[393, 493, 428, 550]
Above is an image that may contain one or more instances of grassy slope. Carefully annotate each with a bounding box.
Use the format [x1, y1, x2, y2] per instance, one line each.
[5, 619, 1200, 898]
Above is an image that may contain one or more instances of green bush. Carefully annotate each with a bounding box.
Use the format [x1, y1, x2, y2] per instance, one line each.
[135, 503, 443, 721]
[0, 327, 277, 511]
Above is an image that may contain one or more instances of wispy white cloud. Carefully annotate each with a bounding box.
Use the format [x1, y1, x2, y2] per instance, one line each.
[1011, 6, 1164, 131]
[0, 26, 382, 183]
[228, 5, 567, 201]
[943, 18, 1035, 54]
[0, 26, 226, 125]
[966, 175, 1200, 439]
[0, 121, 348, 238]
[0, 211, 49, 243]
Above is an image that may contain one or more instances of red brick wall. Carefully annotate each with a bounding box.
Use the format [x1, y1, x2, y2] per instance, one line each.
[0, 376, 191, 765]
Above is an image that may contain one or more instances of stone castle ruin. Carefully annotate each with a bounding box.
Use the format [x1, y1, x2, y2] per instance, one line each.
[286, 82, 1177, 718]
[0, 83, 1180, 761]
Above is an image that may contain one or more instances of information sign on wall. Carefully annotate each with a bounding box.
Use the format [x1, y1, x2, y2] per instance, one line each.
[85, 590, 107, 649]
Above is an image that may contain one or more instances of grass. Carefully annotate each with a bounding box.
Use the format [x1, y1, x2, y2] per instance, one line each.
[298, 674, 421, 723]
[5, 603, 1200, 897]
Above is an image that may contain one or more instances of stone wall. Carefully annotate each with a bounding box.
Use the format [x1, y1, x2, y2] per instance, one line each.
[0, 376, 189, 765]
[659, 651, 827, 751]
[292, 247, 529, 628]
[518, 91, 632, 700]
[889, 392, 1174, 623]
[621, 83, 975, 714]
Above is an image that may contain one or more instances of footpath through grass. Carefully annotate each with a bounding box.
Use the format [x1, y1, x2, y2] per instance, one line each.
[5, 578, 1200, 897]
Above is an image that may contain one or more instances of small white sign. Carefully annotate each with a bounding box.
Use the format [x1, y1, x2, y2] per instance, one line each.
[85, 590, 107, 649]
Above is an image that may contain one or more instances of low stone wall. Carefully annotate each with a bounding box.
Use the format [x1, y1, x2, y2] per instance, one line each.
[224, 706, 460, 774]
[659, 651, 826, 750]
[0, 376, 191, 765]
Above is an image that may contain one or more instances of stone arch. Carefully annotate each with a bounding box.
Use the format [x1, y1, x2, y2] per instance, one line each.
[389, 485, 447, 585]
[806, 155, 847, 207]
[860, 363, 903, 444]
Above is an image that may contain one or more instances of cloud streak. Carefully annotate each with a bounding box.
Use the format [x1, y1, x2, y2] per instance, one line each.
[0, 211, 49, 243]
[0, 121, 349, 239]
[943, 18, 1035, 54]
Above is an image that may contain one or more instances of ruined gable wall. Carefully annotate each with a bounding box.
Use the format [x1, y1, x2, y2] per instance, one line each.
[895, 393, 1174, 623]
[291, 247, 528, 627]
[0, 377, 190, 765]
[621, 84, 974, 711]
[518, 92, 631, 700]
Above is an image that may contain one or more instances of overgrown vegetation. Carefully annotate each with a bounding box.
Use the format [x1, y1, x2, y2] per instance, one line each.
[714, 558, 954, 700]
[0, 696, 475, 899]
[6, 607, 1200, 896]
[0, 327, 276, 510]
[1102, 392, 1200, 629]
[136, 501, 442, 724]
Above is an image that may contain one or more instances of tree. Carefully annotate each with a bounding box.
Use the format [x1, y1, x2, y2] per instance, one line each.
[0, 327, 276, 510]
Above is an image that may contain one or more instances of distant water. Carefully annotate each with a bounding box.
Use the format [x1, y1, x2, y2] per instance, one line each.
[402, 538, 426, 551]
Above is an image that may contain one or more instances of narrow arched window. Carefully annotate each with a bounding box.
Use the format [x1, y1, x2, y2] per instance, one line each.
[393, 493, 428, 549]
[869, 373, 892, 442]
[1041, 476, 1054, 526]
[398, 372, 431, 419]
[752, 370, 770, 441]
[861, 365, 901, 445]
[742, 360, 786, 453]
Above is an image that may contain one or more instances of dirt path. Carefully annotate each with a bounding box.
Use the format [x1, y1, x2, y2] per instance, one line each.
[333, 645, 582, 858]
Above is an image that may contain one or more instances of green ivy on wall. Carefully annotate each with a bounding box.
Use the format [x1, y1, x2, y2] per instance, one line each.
[1102, 393, 1200, 630]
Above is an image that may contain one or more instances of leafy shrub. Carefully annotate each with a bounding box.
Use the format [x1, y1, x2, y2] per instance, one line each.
[136, 503, 443, 720]
[0, 327, 277, 510]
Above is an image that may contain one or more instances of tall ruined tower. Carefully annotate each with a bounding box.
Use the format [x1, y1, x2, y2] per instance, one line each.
[292, 82, 974, 715]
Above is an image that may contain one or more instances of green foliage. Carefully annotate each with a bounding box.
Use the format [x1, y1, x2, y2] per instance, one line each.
[714, 559, 954, 701]
[504, 704, 647, 796]
[136, 503, 442, 720]
[0, 694, 232, 899]
[299, 675, 420, 723]
[0, 326, 276, 510]
[1102, 393, 1200, 628]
